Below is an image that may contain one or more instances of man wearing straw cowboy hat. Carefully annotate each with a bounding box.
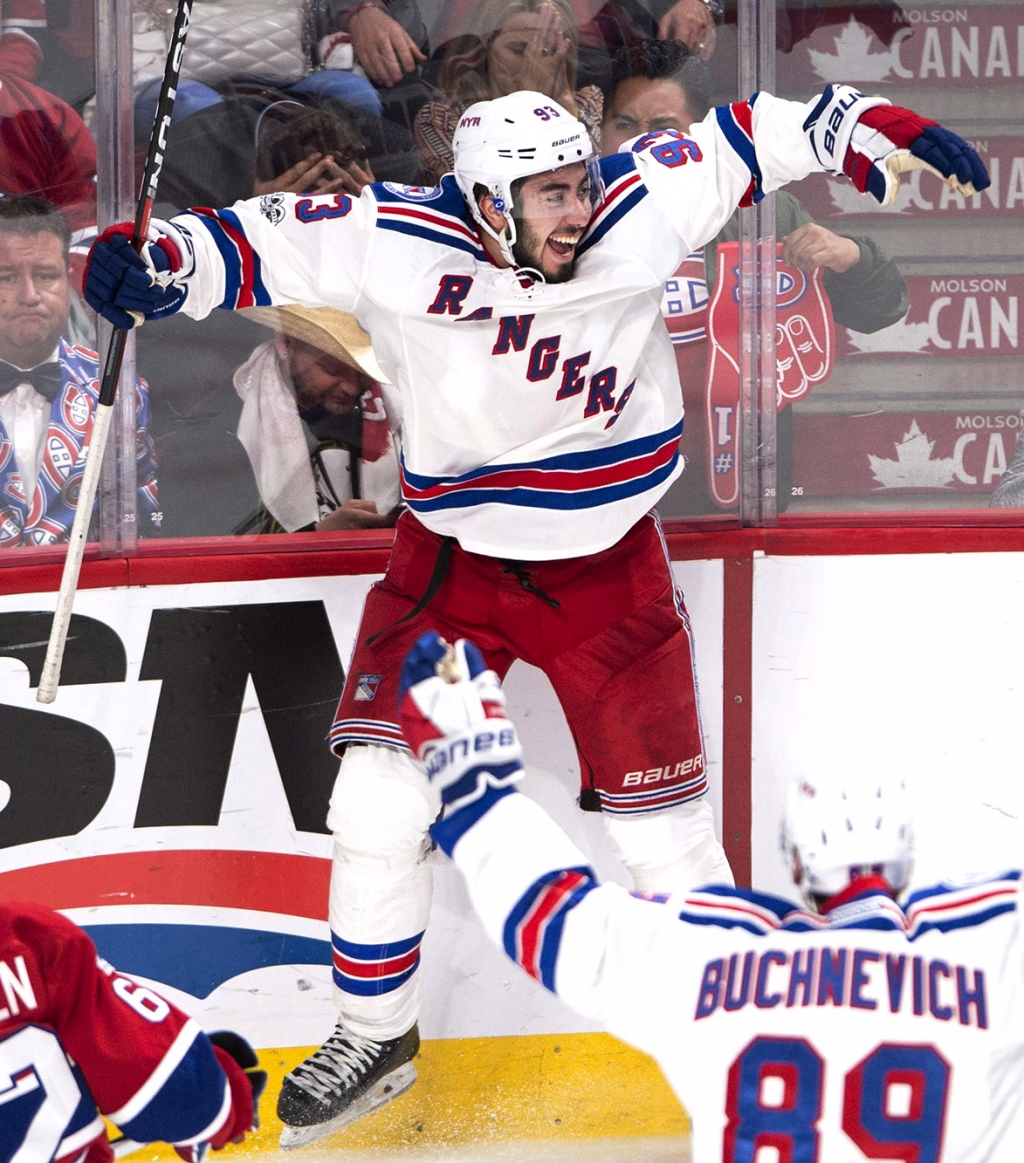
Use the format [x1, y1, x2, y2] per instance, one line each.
[235, 304, 401, 533]
[83, 81, 988, 1146]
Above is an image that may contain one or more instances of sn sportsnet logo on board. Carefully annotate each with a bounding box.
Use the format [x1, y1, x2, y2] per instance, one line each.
[0, 596, 348, 1031]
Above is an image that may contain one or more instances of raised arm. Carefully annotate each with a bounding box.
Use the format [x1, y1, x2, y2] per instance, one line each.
[627, 84, 989, 253]
[84, 189, 380, 327]
[396, 632, 705, 1052]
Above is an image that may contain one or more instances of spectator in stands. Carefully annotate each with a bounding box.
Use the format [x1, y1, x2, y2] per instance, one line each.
[232, 308, 401, 534]
[0, 195, 159, 546]
[415, 0, 603, 185]
[237, 110, 400, 534]
[601, 41, 908, 514]
[0, 23, 96, 231]
[157, 92, 417, 210]
[253, 102, 377, 199]
[132, 0, 386, 141]
[330, 0, 428, 91]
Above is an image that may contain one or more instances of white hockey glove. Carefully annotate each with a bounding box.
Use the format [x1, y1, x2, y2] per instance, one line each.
[804, 84, 990, 206]
[85, 218, 195, 329]
[399, 631, 523, 811]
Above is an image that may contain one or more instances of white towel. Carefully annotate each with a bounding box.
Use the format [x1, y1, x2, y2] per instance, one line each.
[234, 341, 320, 532]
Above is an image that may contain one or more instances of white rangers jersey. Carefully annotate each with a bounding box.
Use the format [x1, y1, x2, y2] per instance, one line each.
[433, 786, 1024, 1162]
[171, 92, 828, 559]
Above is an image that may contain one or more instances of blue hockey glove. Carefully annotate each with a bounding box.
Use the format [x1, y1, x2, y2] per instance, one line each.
[399, 631, 522, 810]
[85, 220, 193, 329]
[804, 84, 990, 206]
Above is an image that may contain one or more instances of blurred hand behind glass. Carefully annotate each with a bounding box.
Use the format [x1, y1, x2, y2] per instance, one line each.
[487, 4, 572, 102]
[657, 0, 717, 59]
[316, 499, 401, 531]
[349, 5, 427, 87]
[253, 151, 376, 198]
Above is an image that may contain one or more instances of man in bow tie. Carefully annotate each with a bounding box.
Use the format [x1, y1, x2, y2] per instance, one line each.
[0, 195, 159, 547]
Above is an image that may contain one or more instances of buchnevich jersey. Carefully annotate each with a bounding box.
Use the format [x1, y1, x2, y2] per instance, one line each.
[0, 903, 235, 1163]
[433, 788, 1024, 1162]
[170, 92, 831, 560]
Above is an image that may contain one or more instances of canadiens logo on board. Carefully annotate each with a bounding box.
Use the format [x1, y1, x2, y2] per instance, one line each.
[355, 673, 383, 701]
[704, 242, 834, 507]
[382, 182, 444, 202]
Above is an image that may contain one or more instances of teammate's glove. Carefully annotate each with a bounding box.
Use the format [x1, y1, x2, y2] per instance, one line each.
[804, 84, 990, 206]
[399, 631, 523, 811]
[172, 1031, 267, 1161]
[84, 219, 193, 329]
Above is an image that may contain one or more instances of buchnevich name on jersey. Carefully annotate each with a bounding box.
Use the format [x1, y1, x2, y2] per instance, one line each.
[695, 946, 988, 1027]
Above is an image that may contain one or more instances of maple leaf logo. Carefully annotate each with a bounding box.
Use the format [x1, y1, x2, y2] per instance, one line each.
[845, 318, 932, 355]
[869, 419, 955, 488]
[828, 175, 914, 216]
[809, 17, 900, 82]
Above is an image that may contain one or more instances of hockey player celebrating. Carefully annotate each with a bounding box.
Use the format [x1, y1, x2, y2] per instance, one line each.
[83, 84, 988, 1147]
[399, 630, 1024, 1163]
[0, 901, 266, 1163]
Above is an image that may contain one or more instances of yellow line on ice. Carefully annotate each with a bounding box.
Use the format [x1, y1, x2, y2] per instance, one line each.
[120, 1032, 689, 1158]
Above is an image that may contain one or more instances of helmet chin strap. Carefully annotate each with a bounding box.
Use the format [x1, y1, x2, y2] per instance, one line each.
[472, 195, 546, 285]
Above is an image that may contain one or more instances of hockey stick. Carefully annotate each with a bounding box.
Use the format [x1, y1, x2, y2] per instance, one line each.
[36, 0, 193, 704]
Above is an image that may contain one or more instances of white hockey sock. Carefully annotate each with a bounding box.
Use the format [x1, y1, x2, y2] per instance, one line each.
[326, 745, 438, 1040]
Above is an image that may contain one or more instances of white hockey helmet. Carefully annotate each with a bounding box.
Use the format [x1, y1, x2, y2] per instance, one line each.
[780, 775, 914, 904]
[452, 89, 601, 266]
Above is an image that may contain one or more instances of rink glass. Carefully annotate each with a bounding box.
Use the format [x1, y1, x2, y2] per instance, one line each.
[1, 0, 1019, 559]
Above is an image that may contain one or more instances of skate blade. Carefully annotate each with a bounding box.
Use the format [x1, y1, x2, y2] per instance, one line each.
[278, 1062, 417, 1150]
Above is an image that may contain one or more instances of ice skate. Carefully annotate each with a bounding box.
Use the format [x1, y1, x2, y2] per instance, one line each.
[277, 1021, 419, 1149]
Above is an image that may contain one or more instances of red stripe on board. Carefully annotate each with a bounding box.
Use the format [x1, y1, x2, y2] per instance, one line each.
[0, 850, 330, 917]
[722, 555, 752, 888]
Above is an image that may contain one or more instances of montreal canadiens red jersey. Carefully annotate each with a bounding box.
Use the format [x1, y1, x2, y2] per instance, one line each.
[0, 902, 236, 1163]
[434, 786, 1024, 1162]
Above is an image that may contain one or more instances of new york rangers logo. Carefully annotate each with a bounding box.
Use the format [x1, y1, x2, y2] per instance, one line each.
[382, 183, 443, 202]
[61, 383, 93, 433]
[354, 674, 382, 701]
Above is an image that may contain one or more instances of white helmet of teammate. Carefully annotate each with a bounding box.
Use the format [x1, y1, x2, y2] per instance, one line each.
[781, 775, 914, 905]
[452, 89, 602, 267]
